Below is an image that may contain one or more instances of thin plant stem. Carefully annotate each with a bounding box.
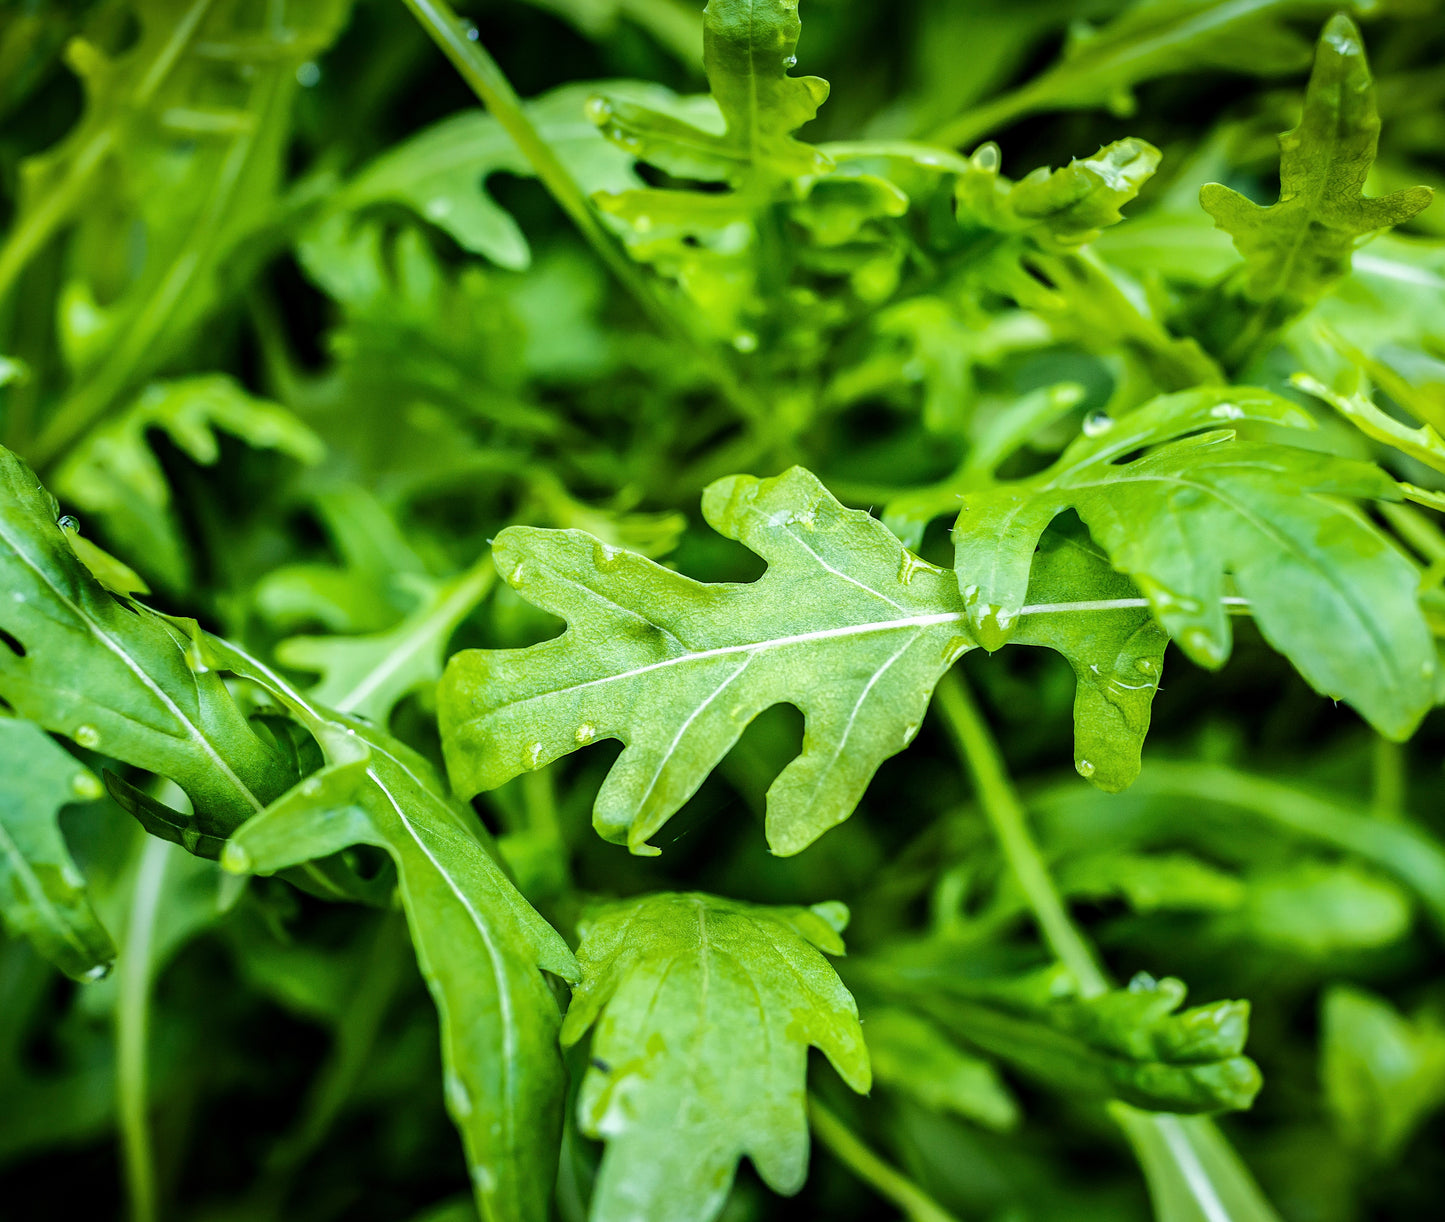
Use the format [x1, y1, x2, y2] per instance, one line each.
[807, 1096, 963, 1222]
[933, 671, 1283, 1222]
[117, 835, 171, 1222]
[397, 0, 769, 429]
[933, 669, 1108, 996]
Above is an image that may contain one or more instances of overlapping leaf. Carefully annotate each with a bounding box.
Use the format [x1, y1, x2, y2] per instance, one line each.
[928, 972, 1261, 1114]
[53, 377, 324, 591]
[0, 444, 292, 826]
[207, 640, 581, 1222]
[0, 717, 113, 981]
[589, 0, 829, 186]
[1200, 16, 1432, 338]
[441, 466, 1173, 859]
[951, 387, 1435, 739]
[559, 892, 870, 1222]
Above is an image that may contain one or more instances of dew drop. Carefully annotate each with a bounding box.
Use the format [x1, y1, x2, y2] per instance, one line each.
[74, 724, 100, 749]
[970, 142, 1001, 172]
[57, 514, 79, 534]
[1076, 758, 1096, 779]
[585, 96, 612, 123]
[221, 842, 253, 874]
[528, 742, 545, 768]
[575, 723, 596, 744]
[1082, 411, 1114, 438]
[81, 961, 113, 983]
[295, 61, 321, 88]
[732, 331, 758, 353]
[782, 54, 797, 67]
[1210, 402, 1244, 420]
[464, 23, 480, 41]
[301, 777, 322, 797]
[11, 591, 25, 603]
[445, 1071, 475, 1119]
[425, 198, 453, 220]
[71, 772, 104, 801]
[902, 721, 920, 745]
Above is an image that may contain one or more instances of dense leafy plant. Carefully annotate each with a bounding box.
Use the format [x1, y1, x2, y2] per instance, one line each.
[4, 1, 1445, 1220]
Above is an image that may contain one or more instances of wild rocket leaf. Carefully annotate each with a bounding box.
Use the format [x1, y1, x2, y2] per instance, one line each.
[923, 972, 1262, 1115]
[589, 0, 830, 185]
[951, 387, 1435, 740]
[441, 466, 1170, 857]
[308, 82, 651, 272]
[0, 717, 114, 982]
[558, 892, 870, 1222]
[53, 376, 324, 591]
[211, 640, 580, 1222]
[1199, 16, 1433, 341]
[0, 444, 293, 827]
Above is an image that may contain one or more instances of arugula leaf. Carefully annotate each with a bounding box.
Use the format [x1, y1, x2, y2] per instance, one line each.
[955, 138, 1162, 249]
[440, 466, 972, 857]
[590, 0, 829, 185]
[309, 83, 650, 271]
[20, 0, 353, 465]
[214, 640, 580, 1222]
[276, 559, 494, 725]
[53, 377, 324, 591]
[0, 717, 113, 981]
[1322, 984, 1445, 1163]
[862, 1006, 1019, 1131]
[0, 444, 293, 826]
[951, 387, 1435, 739]
[442, 465, 1171, 855]
[1199, 16, 1433, 361]
[926, 972, 1262, 1115]
[558, 892, 870, 1222]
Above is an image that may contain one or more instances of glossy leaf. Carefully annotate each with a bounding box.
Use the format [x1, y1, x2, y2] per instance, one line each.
[932, 973, 1262, 1115]
[442, 466, 1173, 856]
[0, 444, 292, 826]
[1200, 17, 1432, 317]
[558, 892, 870, 1222]
[213, 640, 579, 1222]
[952, 387, 1435, 739]
[0, 717, 113, 981]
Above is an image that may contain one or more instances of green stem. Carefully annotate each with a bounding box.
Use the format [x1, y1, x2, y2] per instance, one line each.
[807, 1096, 963, 1222]
[329, 556, 495, 717]
[117, 835, 171, 1222]
[0, 0, 220, 305]
[30, 54, 293, 470]
[933, 670, 1108, 996]
[397, 0, 770, 429]
[933, 673, 1282, 1222]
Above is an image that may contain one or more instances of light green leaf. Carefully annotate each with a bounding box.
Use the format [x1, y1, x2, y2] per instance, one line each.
[214, 640, 579, 1222]
[1200, 16, 1433, 319]
[863, 1006, 1018, 1131]
[0, 444, 293, 827]
[955, 138, 1161, 249]
[951, 387, 1435, 739]
[441, 466, 972, 857]
[558, 892, 870, 1222]
[442, 467, 1170, 855]
[1322, 984, 1445, 1163]
[0, 717, 113, 981]
[313, 82, 651, 271]
[276, 559, 494, 725]
[1060, 851, 1247, 915]
[54, 376, 324, 590]
[929, 973, 1261, 1115]
[590, 0, 829, 184]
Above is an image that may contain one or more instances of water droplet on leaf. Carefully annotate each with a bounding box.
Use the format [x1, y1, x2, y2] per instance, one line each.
[71, 772, 104, 800]
[81, 961, 113, 982]
[74, 724, 100, 749]
[1076, 758, 1096, 779]
[57, 514, 79, 534]
[575, 723, 596, 744]
[1082, 412, 1114, 437]
[732, 331, 758, 353]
